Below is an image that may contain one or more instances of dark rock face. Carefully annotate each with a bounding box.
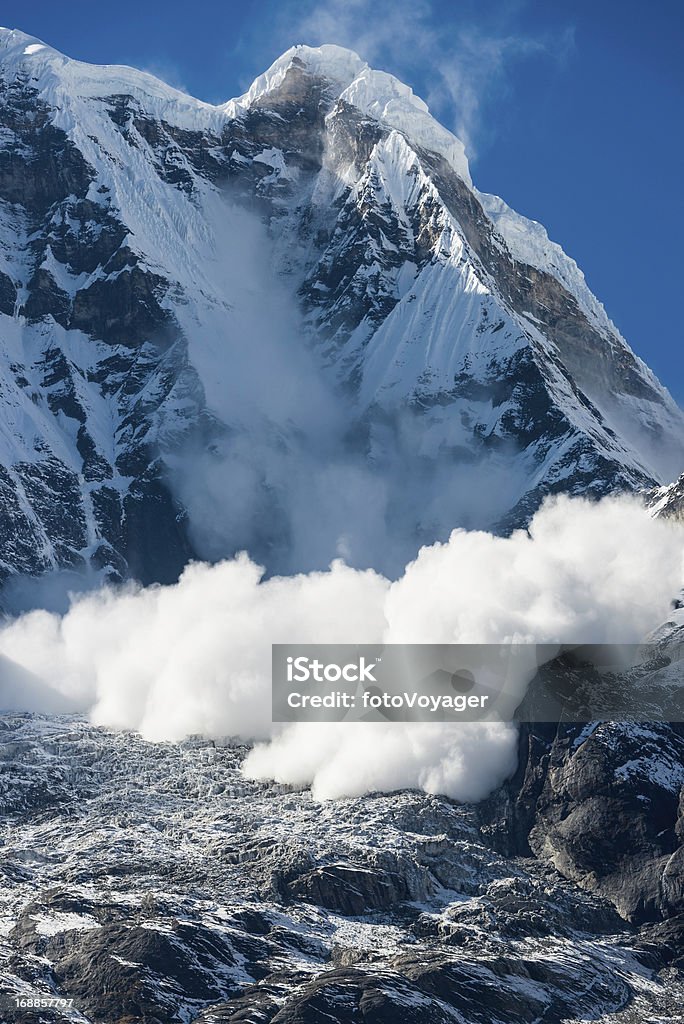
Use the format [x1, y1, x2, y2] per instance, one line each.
[0, 79, 94, 210]
[287, 856, 428, 915]
[68, 265, 175, 346]
[481, 718, 684, 924]
[0, 270, 16, 314]
[46, 923, 240, 1022]
[631, 914, 684, 969]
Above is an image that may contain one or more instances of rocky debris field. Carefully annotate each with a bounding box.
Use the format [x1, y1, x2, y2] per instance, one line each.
[0, 713, 682, 1023]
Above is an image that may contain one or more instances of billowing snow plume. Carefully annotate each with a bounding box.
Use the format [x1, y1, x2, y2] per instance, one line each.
[1, 495, 682, 801]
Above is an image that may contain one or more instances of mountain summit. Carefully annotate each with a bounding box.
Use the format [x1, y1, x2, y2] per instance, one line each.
[0, 31, 681, 586]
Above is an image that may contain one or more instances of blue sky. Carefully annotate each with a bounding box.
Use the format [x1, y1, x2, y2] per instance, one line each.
[4, 0, 683, 397]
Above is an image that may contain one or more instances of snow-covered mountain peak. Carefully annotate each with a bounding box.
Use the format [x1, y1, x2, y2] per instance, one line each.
[229, 43, 367, 109]
[0, 26, 48, 53]
[0, 27, 65, 70]
[0, 26, 222, 132]
[0, 31, 681, 585]
[227, 43, 472, 185]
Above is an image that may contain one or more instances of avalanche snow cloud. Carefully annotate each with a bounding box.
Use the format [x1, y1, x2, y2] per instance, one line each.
[0, 495, 682, 801]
